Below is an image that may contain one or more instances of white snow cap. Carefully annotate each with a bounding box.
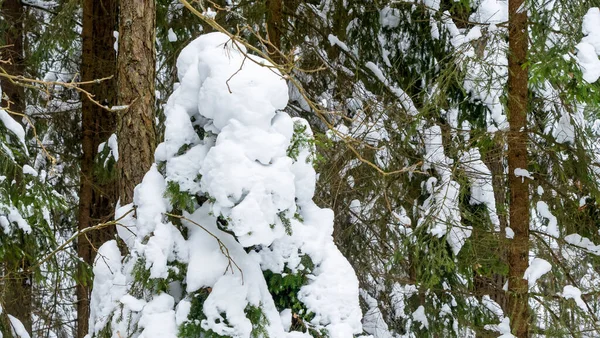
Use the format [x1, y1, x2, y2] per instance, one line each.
[523, 258, 552, 288]
[576, 8, 600, 83]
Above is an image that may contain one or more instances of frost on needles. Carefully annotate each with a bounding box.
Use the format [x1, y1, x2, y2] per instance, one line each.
[88, 32, 363, 338]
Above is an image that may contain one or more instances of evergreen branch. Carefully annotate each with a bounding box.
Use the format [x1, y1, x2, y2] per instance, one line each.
[29, 208, 135, 273]
[0, 67, 124, 113]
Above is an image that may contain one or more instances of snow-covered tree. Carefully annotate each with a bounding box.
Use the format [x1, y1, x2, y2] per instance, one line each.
[89, 32, 363, 338]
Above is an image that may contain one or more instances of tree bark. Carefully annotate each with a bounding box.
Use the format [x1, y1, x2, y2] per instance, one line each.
[265, 0, 283, 63]
[0, 0, 32, 333]
[116, 0, 157, 205]
[0, 0, 24, 114]
[77, 0, 118, 337]
[506, 0, 530, 336]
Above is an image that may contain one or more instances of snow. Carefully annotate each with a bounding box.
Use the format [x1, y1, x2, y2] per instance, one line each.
[560, 285, 587, 310]
[460, 149, 500, 231]
[120, 294, 146, 312]
[0, 87, 28, 154]
[470, 0, 508, 24]
[113, 31, 119, 53]
[328, 34, 350, 52]
[484, 317, 515, 338]
[361, 291, 394, 338]
[536, 201, 559, 237]
[452, 0, 509, 132]
[91, 32, 362, 338]
[168, 28, 178, 42]
[564, 234, 600, 255]
[88, 240, 128, 335]
[523, 258, 552, 288]
[575, 42, 600, 83]
[514, 168, 533, 182]
[482, 295, 503, 318]
[576, 8, 600, 83]
[175, 299, 191, 325]
[412, 306, 429, 329]
[505, 227, 515, 239]
[8, 314, 31, 338]
[138, 293, 177, 338]
[107, 133, 118, 161]
[22, 165, 38, 176]
[419, 125, 469, 255]
[365, 62, 418, 116]
[280, 308, 292, 332]
[379, 6, 400, 28]
[97, 133, 119, 166]
[9, 207, 31, 233]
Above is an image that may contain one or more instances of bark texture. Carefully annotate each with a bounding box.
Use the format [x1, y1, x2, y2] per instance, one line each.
[265, 0, 283, 63]
[0, 0, 24, 114]
[506, 0, 530, 336]
[116, 0, 157, 205]
[3, 251, 31, 334]
[77, 0, 118, 336]
[1, 0, 32, 333]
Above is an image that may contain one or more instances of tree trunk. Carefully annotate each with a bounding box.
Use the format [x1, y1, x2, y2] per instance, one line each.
[116, 0, 157, 205]
[1, 0, 32, 334]
[3, 252, 31, 335]
[265, 0, 283, 63]
[77, 0, 118, 336]
[0, 0, 24, 114]
[506, 0, 530, 336]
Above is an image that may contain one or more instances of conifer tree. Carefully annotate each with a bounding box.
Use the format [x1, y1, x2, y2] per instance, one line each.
[89, 31, 363, 338]
[77, 0, 118, 336]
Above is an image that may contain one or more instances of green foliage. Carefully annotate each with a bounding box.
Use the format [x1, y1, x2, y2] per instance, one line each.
[166, 181, 197, 213]
[277, 211, 292, 235]
[178, 289, 226, 338]
[179, 290, 271, 338]
[245, 305, 270, 338]
[130, 258, 188, 299]
[263, 255, 318, 335]
[94, 143, 118, 184]
[287, 121, 315, 162]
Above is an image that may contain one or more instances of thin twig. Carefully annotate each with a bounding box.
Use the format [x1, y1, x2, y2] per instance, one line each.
[166, 212, 244, 283]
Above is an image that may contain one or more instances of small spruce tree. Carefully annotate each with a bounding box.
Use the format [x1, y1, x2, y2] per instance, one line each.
[88, 32, 364, 338]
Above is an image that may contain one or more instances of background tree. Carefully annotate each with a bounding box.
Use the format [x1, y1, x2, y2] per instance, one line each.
[116, 0, 157, 204]
[76, 0, 118, 336]
[506, 0, 530, 335]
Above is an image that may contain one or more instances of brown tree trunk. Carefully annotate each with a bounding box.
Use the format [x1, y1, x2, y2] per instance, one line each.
[116, 0, 157, 205]
[77, 0, 118, 337]
[1, 0, 32, 334]
[265, 0, 283, 63]
[506, 0, 530, 336]
[0, 0, 24, 114]
[3, 253, 31, 335]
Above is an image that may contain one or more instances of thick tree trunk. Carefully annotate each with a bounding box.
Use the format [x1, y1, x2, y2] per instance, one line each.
[77, 0, 118, 337]
[506, 0, 530, 336]
[1, 0, 32, 333]
[116, 0, 157, 204]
